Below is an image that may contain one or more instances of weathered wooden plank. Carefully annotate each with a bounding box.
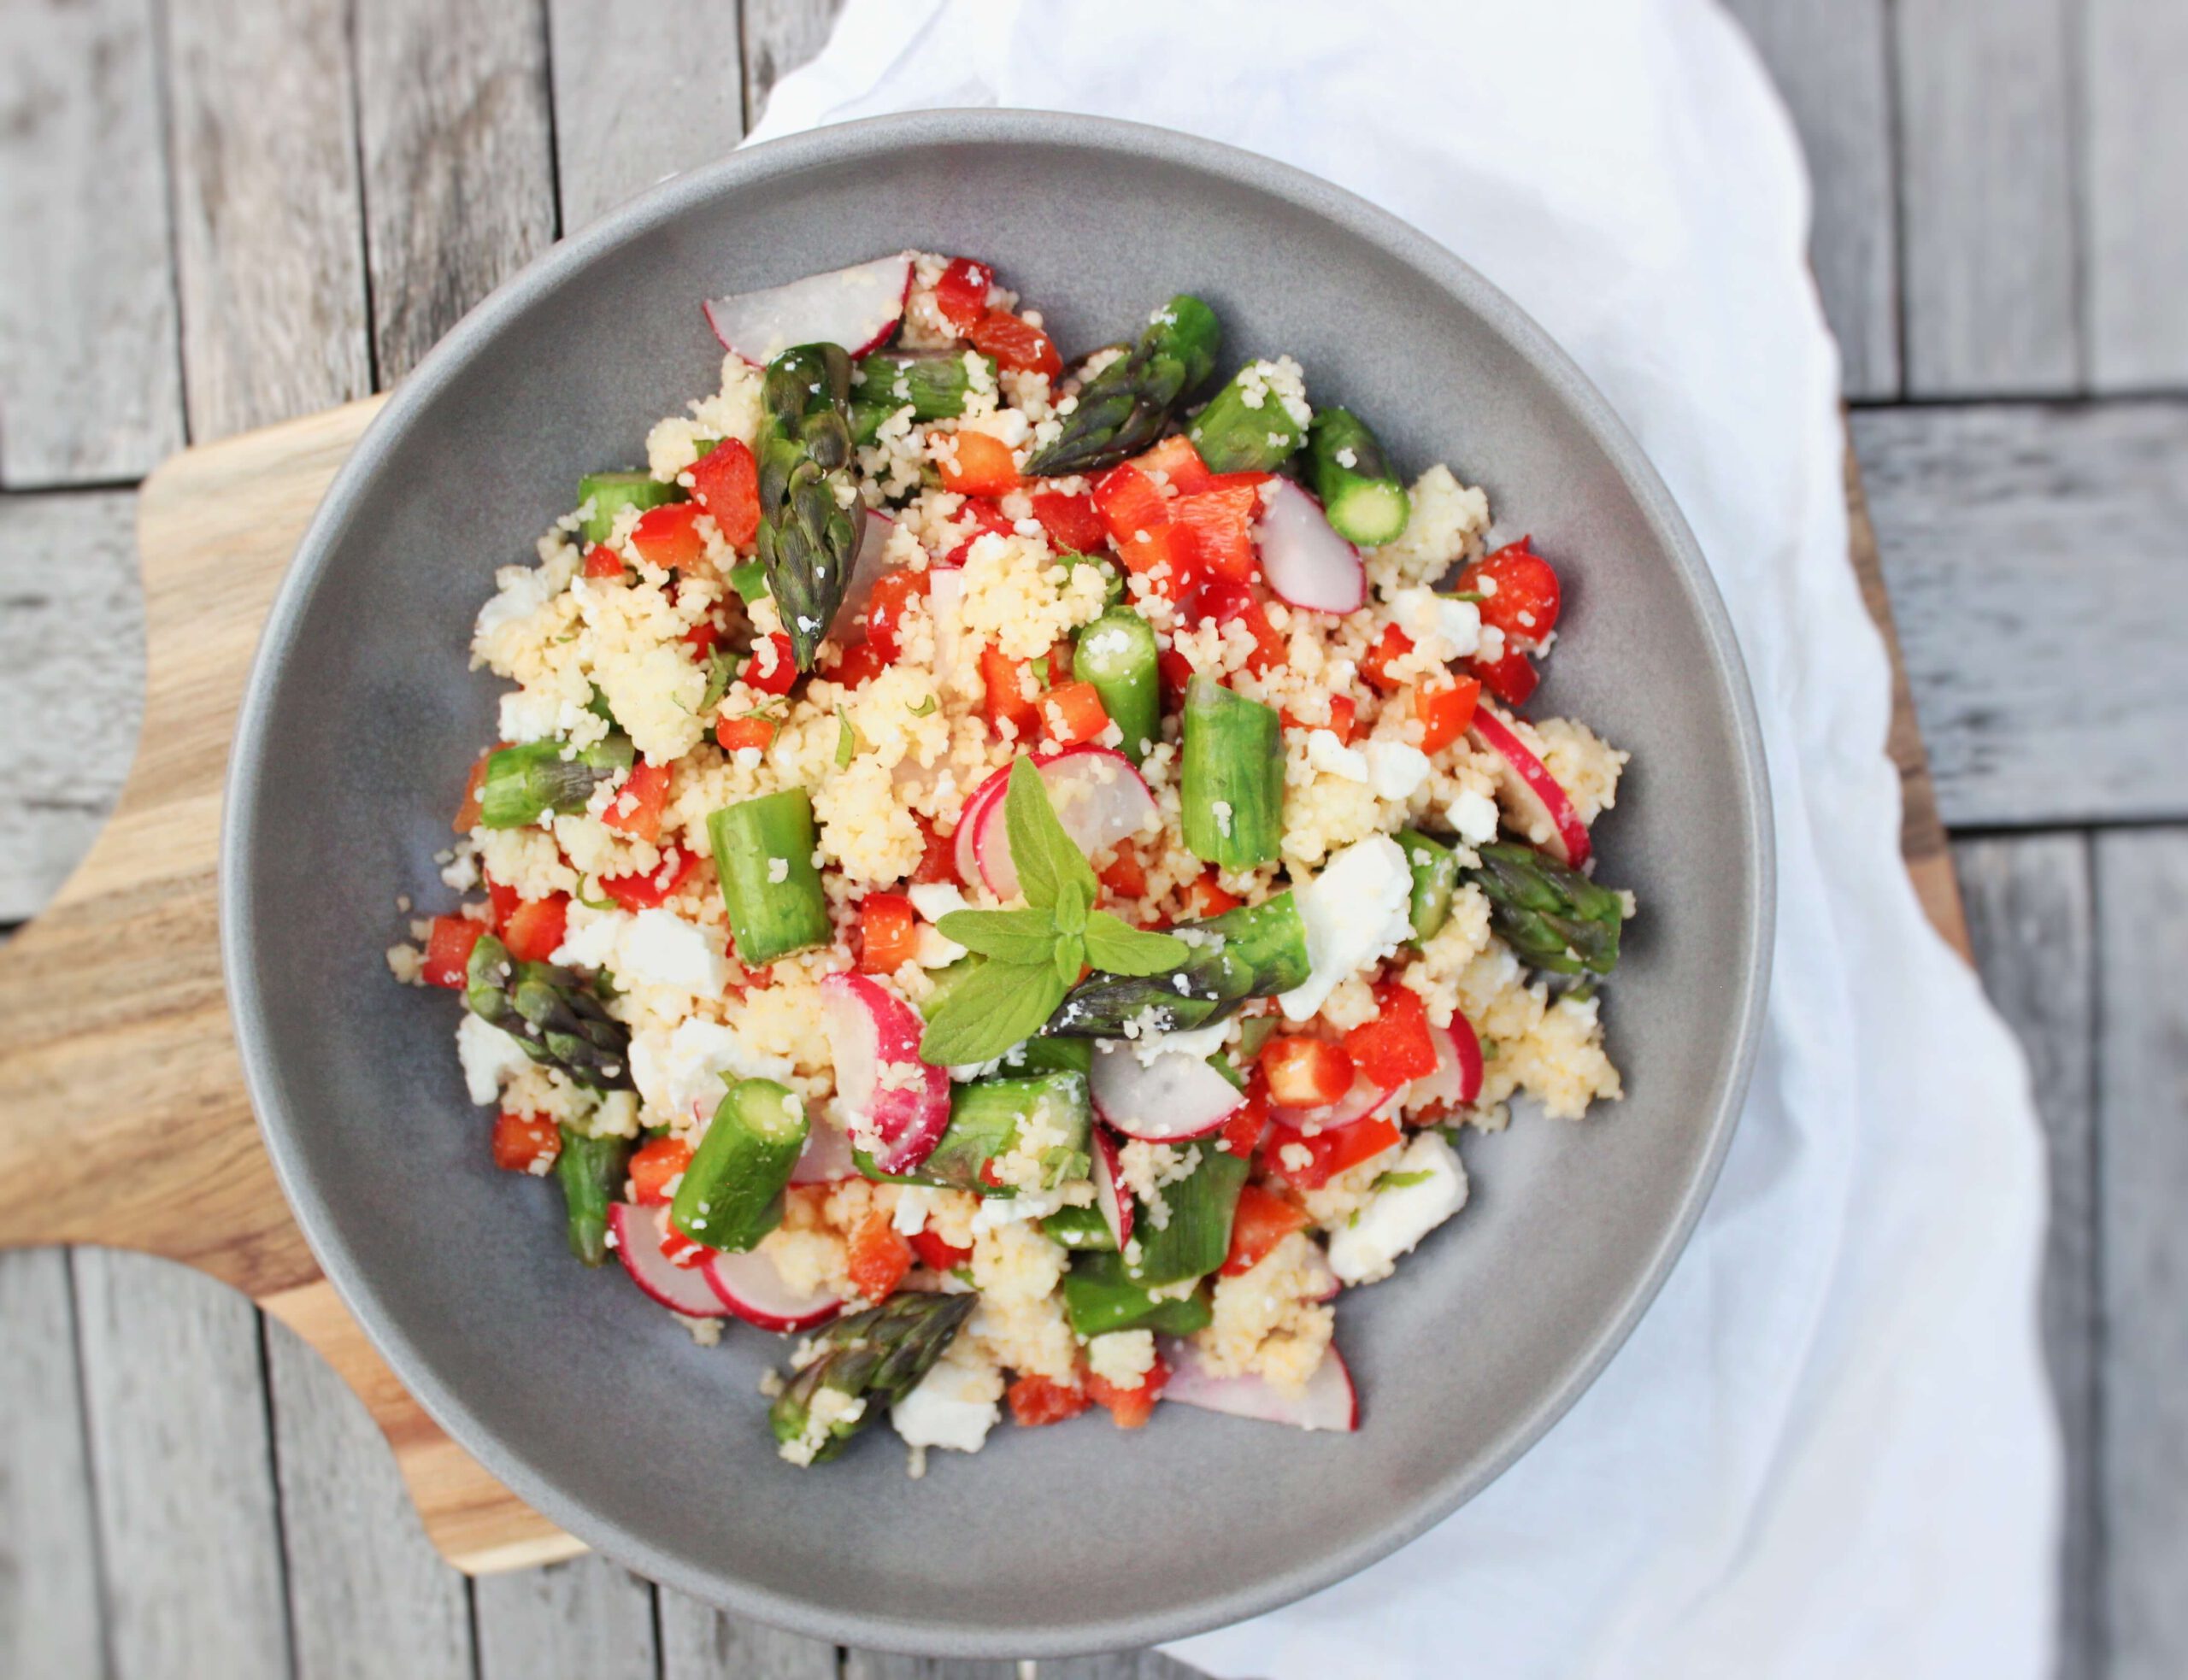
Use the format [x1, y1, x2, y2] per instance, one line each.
[0, 490, 144, 922]
[840, 1655, 1018, 1680]
[1046, 1654, 1207, 1680]
[1850, 400, 2188, 827]
[0, 1249, 106, 1679]
[474, 1554, 658, 1679]
[1954, 835, 2097, 1680]
[164, 0, 371, 440]
[356, 0, 558, 382]
[262, 1319, 475, 1680]
[658, 1587, 839, 1679]
[0, 0, 183, 485]
[1894, 0, 2081, 396]
[2080, 0, 2188, 389]
[739, 0, 845, 127]
[72, 1249, 291, 1680]
[1719, 0, 1899, 399]
[547, 0, 748, 232]
[2096, 828, 2188, 1680]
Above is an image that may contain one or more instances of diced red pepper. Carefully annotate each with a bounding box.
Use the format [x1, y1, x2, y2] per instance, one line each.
[454, 752, 493, 832]
[865, 568, 930, 660]
[1183, 579, 1284, 673]
[599, 846, 709, 912]
[582, 543, 625, 579]
[1412, 674, 1482, 754]
[715, 714, 776, 755]
[681, 617, 722, 661]
[979, 642, 1041, 734]
[967, 309, 1062, 378]
[1129, 434, 1213, 496]
[1093, 461, 1168, 546]
[1218, 1072, 1269, 1159]
[909, 814, 956, 884]
[658, 1223, 711, 1268]
[942, 496, 1015, 564]
[687, 438, 760, 549]
[1157, 648, 1195, 711]
[1269, 1113, 1403, 1191]
[858, 891, 920, 973]
[1038, 680, 1110, 748]
[827, 639, 889, 690]
[1221, 1184, 1312, 1277]
[1457, 538, 1562, 647]
[1007, 1374, 1092, 1428]
[1169, 483, 1261, 583]
[485, 877, 522, 930]
[491, 1111, 561, 1173]
[1029, 488, 1105, 555]
[601, 761, 672, 843]
[628, 501, 709, 570]
[1115, 521, 1199, 599]
[1283, 694, 1357, 743]
[627, 1136, 693, 1206]
[1260, 1036, 1354, 1107]
[502, 895, 569, 964]
[1098, 837, 1147, 901]
[1182, 871, 1242, 919]
[1467, 644, 1539, 708]
[1362, 623, 1414, 693]
[909, 1226, 973, 1272]
[933, 257, 995, 332]
[846, 1210, 913, 1302]
[1087, 1354, 1170, 1430]
[1342, 986, 1438, 1089]
[422, 915, 484, 989]
[744, 631, 797, 696]
[939, 429, 1021, 496]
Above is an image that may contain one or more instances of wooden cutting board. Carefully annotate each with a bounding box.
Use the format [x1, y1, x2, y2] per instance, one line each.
[0, 397, 1967, 1575]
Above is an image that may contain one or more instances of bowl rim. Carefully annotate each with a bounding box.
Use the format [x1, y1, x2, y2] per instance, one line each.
[221, 106, 1774, 1658]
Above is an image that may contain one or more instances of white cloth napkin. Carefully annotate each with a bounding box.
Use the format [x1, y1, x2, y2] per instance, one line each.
[748, 5, 2061, 1675]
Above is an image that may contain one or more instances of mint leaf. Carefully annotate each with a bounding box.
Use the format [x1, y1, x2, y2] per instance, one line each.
[937, 908, 1058, 966]
[918, 957, 1068, 1066]
[1052, 932, 1084, 988]
[1002, 756, 1097, 909]
[1051, 874, 1091, 937]
[1081, 910, 1189, 978]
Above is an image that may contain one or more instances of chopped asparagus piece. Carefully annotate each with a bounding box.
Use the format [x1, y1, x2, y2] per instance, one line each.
[1073, 608, 1161, 766]
[707, 790, 831, 964]
[1180, 675, 1281, 867]
[578, 472, 683, 546]
[464, 932, 634, 1090]
[1021, 296, 1221, 477]
[1468, 842, 1624, 977]
[1185, 360, 1312, 473]
[1305, 408, 1410, 546]
[770, 1291, 979, 1465]
[856, 1072, 1092, 1194]
[1122, 1144, 1250, 1287]
[670, 1078, 809, 1252]
[754, 343, 859, 671]
[1050, 891, 1309, 1037]
[555, 1128, 631, 1266]
[1063, 1253, 1215, 1336]
[847, 350, 997, 443]
[476, 736, 634, 829]
[1040, 1202, 1117, 1251]
[1397, 827, 1460, 944]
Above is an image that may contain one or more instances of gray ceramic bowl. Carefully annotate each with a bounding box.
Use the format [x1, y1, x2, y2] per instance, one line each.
[224, 110, 1770, 1657]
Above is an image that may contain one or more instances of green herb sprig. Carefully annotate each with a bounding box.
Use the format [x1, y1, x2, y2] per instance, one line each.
[919, 759, 1187, 1066]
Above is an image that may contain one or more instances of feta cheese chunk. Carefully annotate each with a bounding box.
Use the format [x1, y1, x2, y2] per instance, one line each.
[456, 1011, 531, 1106]
[616, 908, 732, 996]
[1305, 728, 1369, 783]
[1326, 1131, 1467, 1284]
[1362, 740, 1433, 801]
[1447, 785, 1500, 847]
[629, 1017, 789, 1125]
[1278, 835, 1415, 1021]
[890, 1354, 1003, 1454]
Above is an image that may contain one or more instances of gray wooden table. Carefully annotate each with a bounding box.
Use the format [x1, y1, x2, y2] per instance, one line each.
[3, 1, 2184, 1676]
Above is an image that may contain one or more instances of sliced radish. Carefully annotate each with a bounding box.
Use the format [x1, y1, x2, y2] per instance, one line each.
[790, 1118, 856, 1184]
[1300, 1245, 1341, 1303]
[1090, 1043, 1245, 1142]
[700, 1248, 843, 1333]
[1091, 1125, 1134, 1250]
[975, 747, 1159, 899]
[703, 253, 913, 365]
[952, 764, 1012, 887]
[608, 1203, 728, 1317]
[820, 972, 950, 1172]
[1158, 1338, 1358, 1431]
[1468, 704, 1590, 868]
[826, 511, 896, 647]
[1269, 1072, 1405, 1132]
[1256, 479, 1365, 614]
[1406, 1017, 1485, 1113]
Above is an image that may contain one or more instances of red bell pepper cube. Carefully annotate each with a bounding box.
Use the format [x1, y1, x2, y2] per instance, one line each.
[422, 915, 484, 989]
[687, 438, 760, 549]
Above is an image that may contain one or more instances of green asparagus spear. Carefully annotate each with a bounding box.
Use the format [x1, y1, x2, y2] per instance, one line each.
[726, 559, 770, 603]
[1180, 675, 1282, 868]
[1063, 1252, 1215, 1336]
[1072, 608, 1161, 766]
[1185, 359, 1312, 473]
[856, 1072, 1091, 1194]
[1397, 827, 1460, 944]
[1123, 1143, 1250, 1287]
[1039, 1202, 1117, 1251]
[754, 343, 860, 671]
[1050, 892, 1309, 1037]
[1000, 1034, 1094, 1077]
[1468, 841, 1624, 976]
[1020, 296, 1221, 477]
[770, 1290, 979, 1465]
[847, 350, 997, 443]
[670, 1078, 809, 1252]
[463, 932, 634, 1090]
[477, 736, 636, 829]
[554, 1128, 630, 1266]
[578, 472, 683, 546]
[1305, 408, 1410, 546]
[707, 790, 832, 964]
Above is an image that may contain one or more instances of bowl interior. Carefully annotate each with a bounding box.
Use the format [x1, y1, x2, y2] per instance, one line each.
[227, 113, 1766, 1657]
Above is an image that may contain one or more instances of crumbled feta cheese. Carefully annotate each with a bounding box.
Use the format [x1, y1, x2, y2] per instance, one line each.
[456, 1012, 530, 1105]
[1279, 836, 1415, 1021]
[629, 1017, 789, 1125]
[1326, 1131, 1467, 1284]
[891, 1353, 1004, 1454]
[1362, 740, 1433, 801]
[615, 909, 732, 996]
[1305, 728, 1369, 784]
[1448, 786, 1501, 846]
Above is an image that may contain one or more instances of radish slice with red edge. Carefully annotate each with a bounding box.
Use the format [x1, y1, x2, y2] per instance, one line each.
[1467, 704, 1591, 868]
[826, 511, 896, 646]
[703, 253, 913, 366]
[1300, 1246, 1341, 1303]
[1089, 1043, 1245, 1142]
[952, 764, 1012, 887]
[1255, 479, 1366, 614]
[608, 1204, 727, 1317]
[1091, 1125, 1135, 1250]
[819, 972, 950, 1172]
[1407, 1018, 1485, 1113]
[789, 1118, 856, 1185]
[1268, 1072, 1405, 1132]
[700, 1248, 843, 1333]
[1158, 1337, 1358, 1431]
[975, 747, 1158, 899]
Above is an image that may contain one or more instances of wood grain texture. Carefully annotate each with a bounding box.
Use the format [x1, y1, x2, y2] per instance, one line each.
[548, 0, 748, 232]
[164, 0, 370, 439]
[2080, 0, 2188, 390]
[262, 1318, 477, 1680]
[1894, 0, 2082, 396]
[1955, 835, 2098, 1680]
[739, 0, 845, 127]
[0, 490, 145, 921]
[841, 1654, 1019, 1680]
[2096, 828, 2188, 1680]
[73, 1249, 292, 1680]
[475, 1554, 658, 1680]
[1851, 400, 2188, 828]
[356, 0, 557, 382]
[1719, 0, 1899, 398]
[0, 0, 183, 485]
[0, 1250, 105, 1680]
[658, 1587, 841, 1680]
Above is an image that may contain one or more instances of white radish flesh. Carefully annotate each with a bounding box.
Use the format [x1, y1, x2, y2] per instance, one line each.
[1467, 705, 1591, 868]
[825, 511, 896, 647]
[1269, 1072, 1405, 1133]
[701, 1248, 843, 1333]
[1091, 1125, 1135, 1250]
[975, 748, 1158, 899]
[1090, 1043, 1244, 1142]
[952, 765, 1011, 888]
[1256, 479, 1366, 614]
[1406, 1018, 1485, 1113]
[790, 1119, 856, 1185]
[608, 1203, 727, 1317]
[1159, 1338, 1359, 1431]
[819, 972, 950, 1173]
[702, 253, 913, 365]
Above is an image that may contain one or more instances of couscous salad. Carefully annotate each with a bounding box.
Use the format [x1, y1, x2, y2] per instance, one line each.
[390, 252, 1631, 1470]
